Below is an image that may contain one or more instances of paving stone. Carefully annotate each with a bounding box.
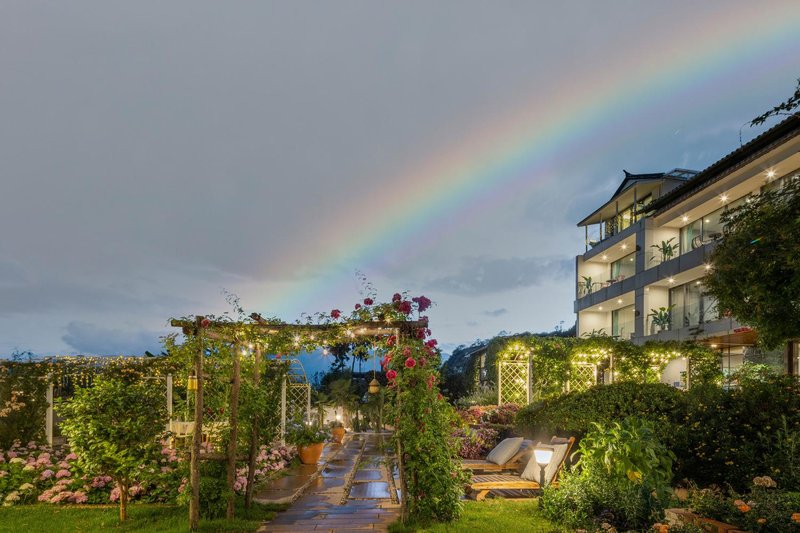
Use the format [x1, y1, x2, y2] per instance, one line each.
[353, 469, 383, 481]
[348, 482, 391, 499]
[307, 476, 346, 493]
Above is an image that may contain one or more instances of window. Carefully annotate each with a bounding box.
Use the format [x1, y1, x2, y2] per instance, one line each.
[669, 281, 718, 330]
[612, 305, 635, 339]
[610, 252, 636, 280]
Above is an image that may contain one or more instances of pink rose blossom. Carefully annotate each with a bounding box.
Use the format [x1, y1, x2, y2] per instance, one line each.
[402, 346, 412, 357]
[405, 357, 417, 369]
[386, 370, 397, 381]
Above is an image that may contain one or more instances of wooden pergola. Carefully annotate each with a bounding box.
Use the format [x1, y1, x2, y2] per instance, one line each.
[171, 313, 427, 530]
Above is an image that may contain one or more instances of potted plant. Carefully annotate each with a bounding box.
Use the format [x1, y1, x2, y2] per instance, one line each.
[648, 305, 675, 333]
[580, 276, 594, 296]
[330, 419, 346, 443]
[650, 238, 677, 263]
[286, 421, 330, 465]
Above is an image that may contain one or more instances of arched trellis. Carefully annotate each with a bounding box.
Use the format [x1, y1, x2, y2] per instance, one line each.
[170, 314, 427, 530]
[280, 358, 312, 443]
[496, 337, 722, 405]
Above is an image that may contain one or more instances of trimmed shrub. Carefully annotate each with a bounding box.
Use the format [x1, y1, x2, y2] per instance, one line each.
[515, 382, 686, 445]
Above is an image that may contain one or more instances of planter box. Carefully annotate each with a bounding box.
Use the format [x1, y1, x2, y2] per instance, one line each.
[664, 508, 747, 533]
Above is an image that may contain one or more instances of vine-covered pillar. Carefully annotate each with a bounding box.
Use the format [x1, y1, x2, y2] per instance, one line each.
[189, 317, 205, 531]
[245, 344, 262, 509]
[395, 327, 409, 522]
[280, 376, 287, 445]
[226, 342, 242, 520]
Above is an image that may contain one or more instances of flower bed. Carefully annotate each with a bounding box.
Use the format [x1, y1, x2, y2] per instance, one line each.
[453, 403, 519, 459]
[0, 439, 295, 507]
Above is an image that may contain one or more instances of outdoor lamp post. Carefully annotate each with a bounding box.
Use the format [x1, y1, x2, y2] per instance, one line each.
[533, 445, 554, 487]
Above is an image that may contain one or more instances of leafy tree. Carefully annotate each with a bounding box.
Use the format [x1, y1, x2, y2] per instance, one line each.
[751, 78, 800, 126]
[56, 378, 166, 521]
[704, 177, 800, 348]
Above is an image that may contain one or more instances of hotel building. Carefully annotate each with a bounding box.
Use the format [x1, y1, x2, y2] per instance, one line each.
[575, 116, 800, 383]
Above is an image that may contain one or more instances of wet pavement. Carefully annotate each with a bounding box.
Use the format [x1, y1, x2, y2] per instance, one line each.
[258, 432, 401, 532]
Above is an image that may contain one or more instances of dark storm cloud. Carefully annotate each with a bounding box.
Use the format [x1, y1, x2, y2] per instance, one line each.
[426, 256, 573, 295]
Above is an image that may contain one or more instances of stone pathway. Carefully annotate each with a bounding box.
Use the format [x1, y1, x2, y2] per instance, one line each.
[258, 432, 401, 532]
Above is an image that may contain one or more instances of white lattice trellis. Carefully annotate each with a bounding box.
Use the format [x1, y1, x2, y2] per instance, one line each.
[280, 359, 312, 443]
[567, 363, 598, 393]
[498, 361, 529, 405]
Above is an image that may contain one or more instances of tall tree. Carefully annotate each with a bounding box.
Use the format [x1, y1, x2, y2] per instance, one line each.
[704, 176, 800, 348]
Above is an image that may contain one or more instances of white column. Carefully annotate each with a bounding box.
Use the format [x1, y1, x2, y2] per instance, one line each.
[166, 374, 174, 420]
[280, 378, 287, 445]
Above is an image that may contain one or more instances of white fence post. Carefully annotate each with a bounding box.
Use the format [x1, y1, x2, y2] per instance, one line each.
[45, 381, 54, 446]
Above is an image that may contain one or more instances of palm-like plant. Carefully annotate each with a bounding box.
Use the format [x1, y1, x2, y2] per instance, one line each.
[328, 378, 358, 424]
[650, 238, 677, 263]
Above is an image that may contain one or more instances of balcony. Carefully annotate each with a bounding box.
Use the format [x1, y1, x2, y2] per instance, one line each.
[644, 302, 721, 337]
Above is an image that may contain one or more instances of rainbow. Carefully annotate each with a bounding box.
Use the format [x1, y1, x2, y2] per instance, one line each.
[257, 5, 800, 317]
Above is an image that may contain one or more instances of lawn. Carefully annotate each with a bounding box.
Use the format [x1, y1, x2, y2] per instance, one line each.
[389, 499, 565, 533]
[0, 502, 287, 533]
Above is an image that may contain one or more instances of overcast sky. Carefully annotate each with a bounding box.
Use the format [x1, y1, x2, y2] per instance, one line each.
[2, 2, 800, 372]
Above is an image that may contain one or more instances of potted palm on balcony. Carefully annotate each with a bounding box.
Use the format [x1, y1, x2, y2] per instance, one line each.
[648, 306, 674, 334]
[650, 238, 677, 263]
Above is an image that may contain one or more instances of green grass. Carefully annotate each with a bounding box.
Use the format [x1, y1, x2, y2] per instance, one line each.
[389, 499, 565, 532]
[0, 501, 287, 533]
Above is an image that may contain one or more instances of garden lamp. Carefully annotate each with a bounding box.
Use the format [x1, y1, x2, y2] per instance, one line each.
[368, 378, 380, 394]
[187, 373, 198, 392]
[533, 445, 554, 487]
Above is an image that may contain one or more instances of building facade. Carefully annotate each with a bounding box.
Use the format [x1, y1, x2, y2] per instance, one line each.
[575, 116, 800, 383]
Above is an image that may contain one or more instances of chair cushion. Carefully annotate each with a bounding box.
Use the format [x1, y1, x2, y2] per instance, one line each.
[486, 437, 524, 465]
[520, 442, 569, 484]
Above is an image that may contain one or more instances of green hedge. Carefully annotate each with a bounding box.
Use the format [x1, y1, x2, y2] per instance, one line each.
[515, 377, 800, 491]
[515, 382, 686, 445]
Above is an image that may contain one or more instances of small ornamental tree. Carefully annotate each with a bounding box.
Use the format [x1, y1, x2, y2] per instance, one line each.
[705, 175, 800, 348]
[56, 378, 166, 521]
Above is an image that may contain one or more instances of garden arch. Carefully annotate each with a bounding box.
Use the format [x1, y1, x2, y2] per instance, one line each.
[170, 313, 427, 529]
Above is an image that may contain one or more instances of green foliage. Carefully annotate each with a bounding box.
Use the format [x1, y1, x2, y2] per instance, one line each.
[751, 78, 800, 126]
[677, 375, 800, 491]
[648, 306, 674, 329]
[686, 481, 800, 533]
[0, 363, 48, 448]
[651, 238, 677, 263]
[177, 461, 231, 520]
[577, 418, 675, 500]
[285, 420, 330, 447]
[542, 470, 661, 531]
[704, 175, 800, 348]
[55, 378, 166, 520]
[542, 417, 674, 531]
[515, 382, 686, 445]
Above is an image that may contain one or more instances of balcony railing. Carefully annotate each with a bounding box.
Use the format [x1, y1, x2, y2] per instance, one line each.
[577, 275, 628, 298]
[645, 302, 720, 335]
[612, 320, 635, 340]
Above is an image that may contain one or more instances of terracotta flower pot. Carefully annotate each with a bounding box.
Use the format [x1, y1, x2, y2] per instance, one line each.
[332, 427, 346, 443]
[297, 442, 325, 464]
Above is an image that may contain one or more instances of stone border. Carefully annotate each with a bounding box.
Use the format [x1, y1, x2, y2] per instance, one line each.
[339, 437, 366, 505]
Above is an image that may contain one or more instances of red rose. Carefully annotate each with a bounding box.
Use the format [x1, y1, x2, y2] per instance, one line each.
[402, 346, 412, 357]
[397, 301, 412, 314]
[331, 309, 341, 319]
[387, 335, 396, 346]
[419, 358, 427, 367]
[200, 318, 211, 328]
[405, 357, 416, 369]
[386, 369, 397, 381]
[392, 293, 402, 302]
[416, 328, 426, 339]
[355, 303, 361, 310]
[425, 339, 438, 348]
[437, 393, 443, 401]
[363, 298, 374, 306]
[412, 296, 432, 312]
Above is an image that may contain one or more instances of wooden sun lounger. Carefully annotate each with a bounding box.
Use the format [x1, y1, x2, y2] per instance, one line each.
[467, 436, 575, 501]
[460, 440, 534, 472]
